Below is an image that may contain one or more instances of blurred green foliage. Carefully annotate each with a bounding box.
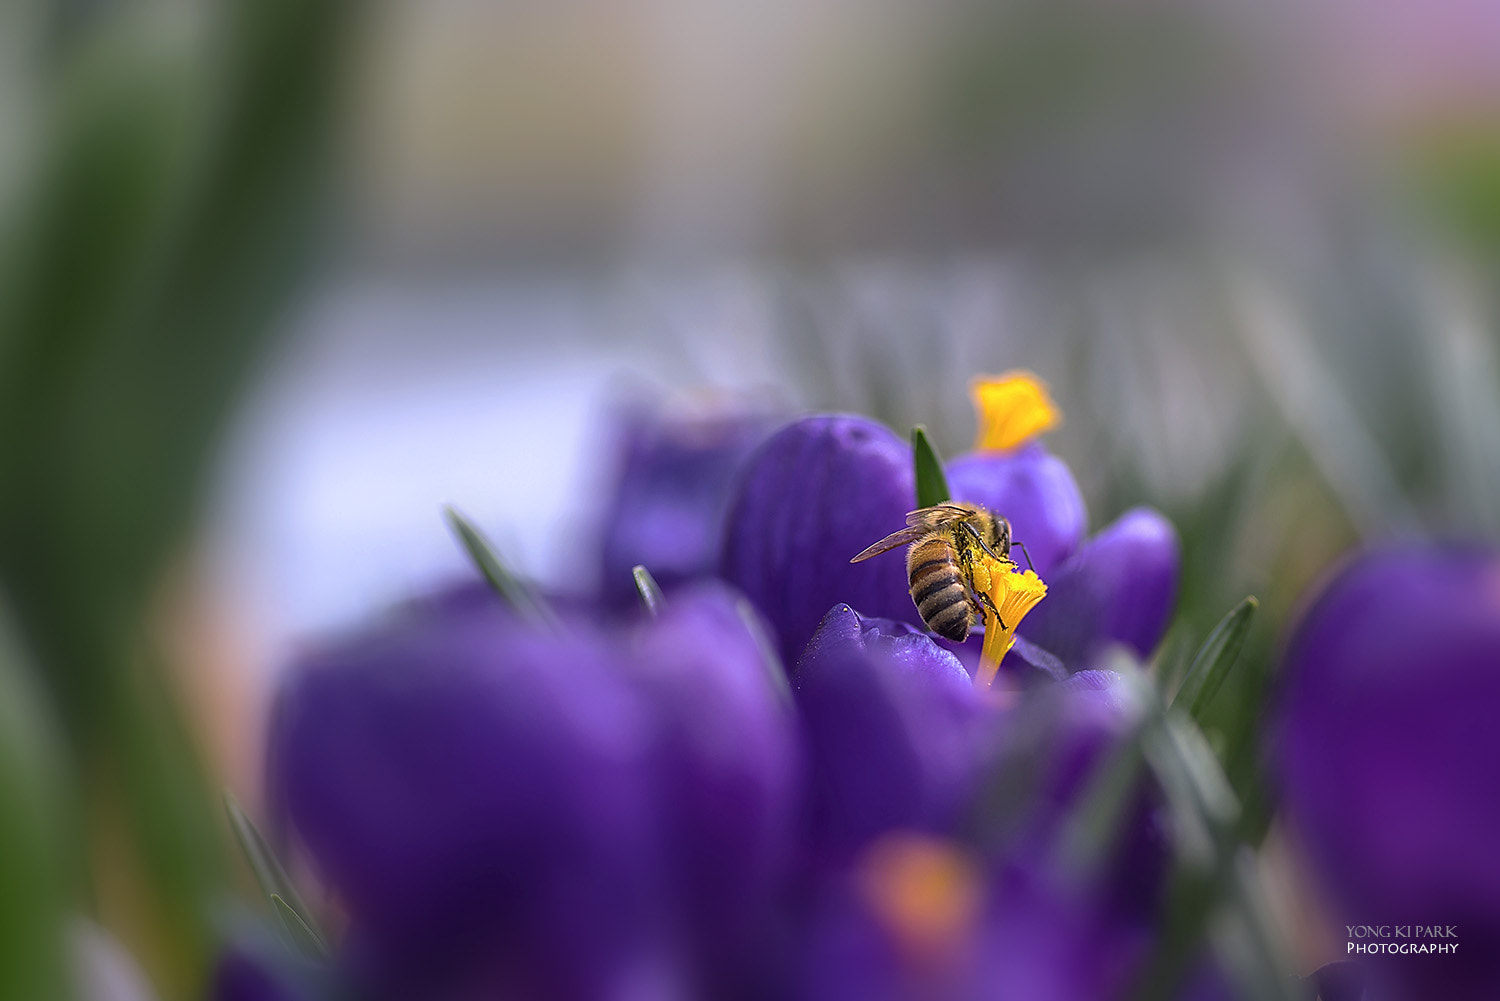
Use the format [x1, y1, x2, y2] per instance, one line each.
[0, 0, 349, 996]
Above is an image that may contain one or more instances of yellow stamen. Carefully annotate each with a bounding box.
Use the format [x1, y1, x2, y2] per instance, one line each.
[975, 557, 1047, 689]
[857, 833, 981, 968]
[970, 371, 1062, 451]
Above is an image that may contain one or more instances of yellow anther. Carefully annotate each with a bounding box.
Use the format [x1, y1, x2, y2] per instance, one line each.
[970, 371, 1062, 452]
[975, 558, 1048, 688]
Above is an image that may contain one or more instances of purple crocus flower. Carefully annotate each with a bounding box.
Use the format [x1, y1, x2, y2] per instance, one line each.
[624, 585, 800, 991]
[1273, 544, 1500, 1001]
[597, 405, 768, 610]
[722, 416, 919, 666]
[791, 604, 996, 863]
[270, 582, 798, 1000]
[253, 374, 1204, 1000]
[790, 671, 1192, 1001]
[722, 380, 1179, 678]
[272, 603, 661, 1000]
[981, 670, 1170, 925]
[1019, 508, 1180, 671]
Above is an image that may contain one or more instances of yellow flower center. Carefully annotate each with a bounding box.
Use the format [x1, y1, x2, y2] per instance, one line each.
[974, 557, 1048, 688]
[970, 371, 1062, 451]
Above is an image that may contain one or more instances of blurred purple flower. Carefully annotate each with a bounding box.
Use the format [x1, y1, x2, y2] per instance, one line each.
[964, 670, 1190, 1001]
[947, 443, 1088, 580]
[791, 604, 996, 862]
[598, 406, 768, 610]
[272, 604, 660, 999]
[257, 392, 1200, 999]
[1273, 544, 1500, 1001]
[271, 583, 798, 999]
[1020, 508, 1180, 671]
[208, 949, 309, 1001]
[625, 585, 800, 990]
[722, 416, 918, 666]
[791, 671, 1190, 1001]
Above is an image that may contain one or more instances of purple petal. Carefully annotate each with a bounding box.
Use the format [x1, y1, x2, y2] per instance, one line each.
[598, 406, 769, 610]
[1273, 544, 1500, 1001]
[1021, 508, 1179, 670]
[791, 604, 993, 862]
[271, 607, 660, 996]
[722, 416, 919, 666]
[946, 443, 1088, 579]
[628, 584, 800, 983]
[986, 670, 1169, 928]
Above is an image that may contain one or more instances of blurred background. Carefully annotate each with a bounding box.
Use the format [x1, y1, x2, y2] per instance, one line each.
[1, 0, 1499, 997]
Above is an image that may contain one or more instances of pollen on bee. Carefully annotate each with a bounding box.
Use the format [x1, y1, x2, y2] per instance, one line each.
[970, 371, 1062, 452]
[968, 557, 992, 594]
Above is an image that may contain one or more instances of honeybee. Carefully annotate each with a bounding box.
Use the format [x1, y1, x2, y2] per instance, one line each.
[850, 502, 1032, 642]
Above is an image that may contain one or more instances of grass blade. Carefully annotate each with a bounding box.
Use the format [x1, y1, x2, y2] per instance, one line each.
[223, 793, 312, 921]
[1172, 596, 1257, 721]
[271, 894, 328, 961]
[1108, 665, 1299, 1001]
[911, 426, 952, 508]
[442, 506, 557, 628]
[631, 565, 665, 617]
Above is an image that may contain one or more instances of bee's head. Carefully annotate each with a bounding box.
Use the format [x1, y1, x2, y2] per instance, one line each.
[992, 517, 1012, 555]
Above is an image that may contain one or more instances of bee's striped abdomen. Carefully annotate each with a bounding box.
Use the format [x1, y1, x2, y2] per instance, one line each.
[907, 536, 975, 641]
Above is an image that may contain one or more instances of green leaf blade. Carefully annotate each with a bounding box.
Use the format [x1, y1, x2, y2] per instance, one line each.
[224, 793, 311, 919]
[911, 426, 952, 508]
[1172, 596, 1258, 721]
[271, 894, 329, 961]
[631, 565, 665, 617]
[443, 505, 558, 628]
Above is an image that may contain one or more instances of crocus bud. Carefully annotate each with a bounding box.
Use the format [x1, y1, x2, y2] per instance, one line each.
[597, 405, 767, 610]
[722, 416, 919, 666]
[1273, 545, 1500, 1001]
[271, 606, 660, 999]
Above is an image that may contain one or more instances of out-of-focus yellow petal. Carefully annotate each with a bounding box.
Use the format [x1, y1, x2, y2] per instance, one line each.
[970, 372, 1062, 452]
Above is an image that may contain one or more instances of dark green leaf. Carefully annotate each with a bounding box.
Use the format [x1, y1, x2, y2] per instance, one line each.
[911, 426, 952, 508]
[271, 894, 328, 961]
[443, 506, 558, 628]
[631, 565, 665, 617]
[1172, 596, 1257, 721]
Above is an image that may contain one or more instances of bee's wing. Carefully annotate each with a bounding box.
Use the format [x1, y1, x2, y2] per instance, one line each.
[904, 504, 975, 529]
[850, 526, 928, 563]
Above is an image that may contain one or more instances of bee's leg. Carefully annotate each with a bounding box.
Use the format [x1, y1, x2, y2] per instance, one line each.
[961, 521, 1010, 565]
[972, 588, 1007, 632]
[1013, 540, 1035, 573]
